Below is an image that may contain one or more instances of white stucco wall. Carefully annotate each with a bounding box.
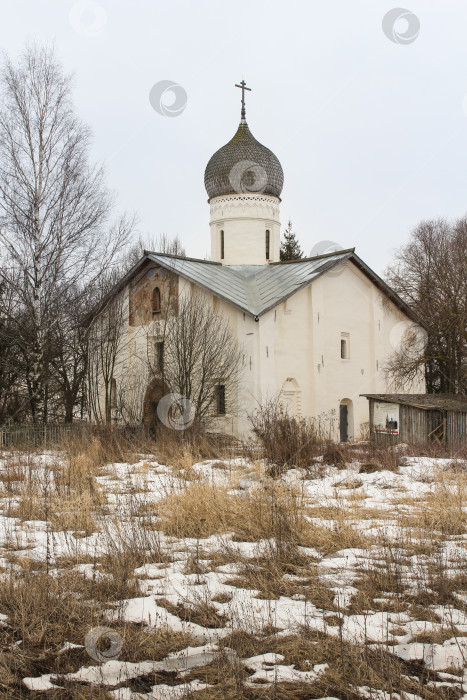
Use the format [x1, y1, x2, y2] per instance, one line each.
[207, 259, 425, 441]
[103, 257, 425, 442]
[209, 193, 280, 264]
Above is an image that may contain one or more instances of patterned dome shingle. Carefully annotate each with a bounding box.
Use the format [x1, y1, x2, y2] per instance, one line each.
[204, 120, 284, 200]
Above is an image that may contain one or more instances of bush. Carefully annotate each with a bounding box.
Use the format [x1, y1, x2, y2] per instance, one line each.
[321, 444, 346, 467]
[248, 398, 322, 474]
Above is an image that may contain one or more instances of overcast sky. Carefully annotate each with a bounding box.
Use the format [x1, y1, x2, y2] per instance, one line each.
[1, 0, 467, 273]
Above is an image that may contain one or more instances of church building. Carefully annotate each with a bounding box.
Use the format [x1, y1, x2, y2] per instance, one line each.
[93, 83, 425, 441]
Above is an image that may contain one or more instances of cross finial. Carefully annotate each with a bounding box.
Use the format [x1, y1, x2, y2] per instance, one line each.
[235, 79, 251, 120]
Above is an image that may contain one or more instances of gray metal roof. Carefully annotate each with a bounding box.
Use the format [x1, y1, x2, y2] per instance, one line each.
[204, 120, 284, 200]
[87, 247, 419, 330]
[146, 250, 354, 316]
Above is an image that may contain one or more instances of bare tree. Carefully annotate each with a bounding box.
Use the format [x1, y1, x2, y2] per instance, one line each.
[0, 44, 132, 422]
[48, 283, 91, 422]
[114, 371, 148, 426]
[151, 233, 186, 257]
[87, 282, 127, 426]
[161, 291, 243, 425]
[127, 232, 186, 268]
[386, 217, 467, 394]
[0, 280, 22, 421]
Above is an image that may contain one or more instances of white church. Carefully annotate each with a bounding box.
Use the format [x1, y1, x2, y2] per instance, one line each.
[98, 83, 425, 441]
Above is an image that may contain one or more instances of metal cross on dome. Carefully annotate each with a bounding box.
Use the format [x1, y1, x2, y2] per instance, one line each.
[235, 79, 251, 120]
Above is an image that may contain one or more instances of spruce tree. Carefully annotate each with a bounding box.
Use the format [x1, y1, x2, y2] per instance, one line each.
[280, 220, 304, 260]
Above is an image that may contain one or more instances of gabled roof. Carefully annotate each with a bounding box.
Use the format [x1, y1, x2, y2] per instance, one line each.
[144, 249, 418, 321]
[145, 249, 355, 316]
[87, 248, 418, 325]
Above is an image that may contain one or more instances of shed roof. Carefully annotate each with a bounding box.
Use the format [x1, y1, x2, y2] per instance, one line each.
[362, 394, 467, 413]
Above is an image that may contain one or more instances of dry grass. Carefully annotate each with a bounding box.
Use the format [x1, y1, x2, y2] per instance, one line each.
[0, 569, 105, 656]
[215, 628, 454, 700]
[0, 562, 197, 697]
[49, 492, 98, 534]
[418, 468, 467, 535]
[0, 437, 111, 531]
[232, 479, 309, 546]
[148, 424, 237, 470]
[396, 466, 467, 537]
[1, 437, 467, 698]
[156, 597, 229, 628]
[156, 477, 330, 564]
[158, 481, 235, 538]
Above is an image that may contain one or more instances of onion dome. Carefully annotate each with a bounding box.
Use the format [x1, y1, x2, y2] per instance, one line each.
[204, 119, 284, 200]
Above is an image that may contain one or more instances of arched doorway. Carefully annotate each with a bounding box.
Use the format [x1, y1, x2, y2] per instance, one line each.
[339, 398, 354, 442]
[142, 378, 169, 437]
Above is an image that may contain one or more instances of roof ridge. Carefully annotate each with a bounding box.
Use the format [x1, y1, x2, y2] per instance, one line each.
[269, 248, 355, 265]
[145, 251, 221, 266]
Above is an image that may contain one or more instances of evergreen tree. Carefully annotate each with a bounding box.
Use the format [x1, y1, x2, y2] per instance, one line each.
[280, 220, 304, 260]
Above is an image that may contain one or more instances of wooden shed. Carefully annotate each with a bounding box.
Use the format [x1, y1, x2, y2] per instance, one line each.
[361, 394, 467, 447]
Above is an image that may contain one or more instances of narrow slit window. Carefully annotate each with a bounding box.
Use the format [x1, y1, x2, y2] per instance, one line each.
[265, 229, 270, 259]
[156, 341, 164, 373]
[340, 333, 350, 359]
[152, 287, 161, 315]
[216, 384, 226, 415]
[147, 337, 163, 372]
[220, 230, 224, 260]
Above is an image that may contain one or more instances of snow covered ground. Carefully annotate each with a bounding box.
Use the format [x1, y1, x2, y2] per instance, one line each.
[1, 446, 467, 698]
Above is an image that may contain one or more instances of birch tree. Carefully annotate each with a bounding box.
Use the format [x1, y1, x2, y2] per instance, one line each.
[0, 44, 131, 422]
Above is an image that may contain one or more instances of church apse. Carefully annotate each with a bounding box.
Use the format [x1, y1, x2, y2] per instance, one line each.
[129, 265, 178, 327]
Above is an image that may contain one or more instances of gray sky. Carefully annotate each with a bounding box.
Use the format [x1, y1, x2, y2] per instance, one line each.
[2, 0, 467, 273]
